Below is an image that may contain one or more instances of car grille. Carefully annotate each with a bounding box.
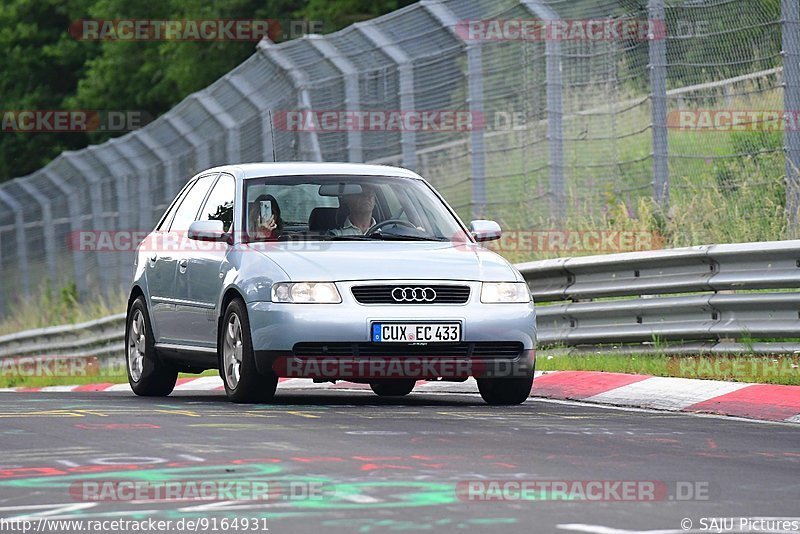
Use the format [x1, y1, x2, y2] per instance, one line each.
[292, 342, 524, 359]
[351, 285, 470, 304]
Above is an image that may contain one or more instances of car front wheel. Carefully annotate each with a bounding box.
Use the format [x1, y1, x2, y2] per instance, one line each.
[126, 296, 178, 396]
[220, 298, 278, 403]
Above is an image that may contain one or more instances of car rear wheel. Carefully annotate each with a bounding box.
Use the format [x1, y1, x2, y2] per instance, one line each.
[125, 296, 178, 396]
[369, 379, 416, 397]
[476, 375, 533, 405]
[220, 298, 278, 404]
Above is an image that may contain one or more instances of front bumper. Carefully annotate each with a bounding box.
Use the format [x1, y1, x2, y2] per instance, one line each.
[246, 281, 536, 379]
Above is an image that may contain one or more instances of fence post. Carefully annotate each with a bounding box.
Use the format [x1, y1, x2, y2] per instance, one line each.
[92, 142, 137, 287]
[257, 40, 323, 162]
[165, 115, 210, 174]
[134, 131, 180, 202]
[649, 0, 670, 207]
[308, 35, 363, 163]
[0, 189, 29, 296]
[226, 74, 279, 162]
[62, 152, 114, 297]
[422, 0, 487, 219]
[43, 169, 88, 298]
[357, 22, 417, 171]
[17, 180, 57, 284]
[194, 93, 240, 165]
[522, 1, 565, 221]
[783, 0, 800, 232]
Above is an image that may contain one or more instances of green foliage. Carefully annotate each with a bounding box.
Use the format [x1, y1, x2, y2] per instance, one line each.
[0, 280, 126, 336]
[296, 0, 416, 30]
[0, 0, 99, 180]
[729, 130, 783, 156]
[664, 0, 781, 87]
[59, 280, 80, 312]
[0, 0, 411, 183]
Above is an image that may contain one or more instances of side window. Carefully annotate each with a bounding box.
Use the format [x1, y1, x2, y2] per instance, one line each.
[198, 173, 235, 232]
[169, 174, 217, 232]
[156, 181, 194, 231]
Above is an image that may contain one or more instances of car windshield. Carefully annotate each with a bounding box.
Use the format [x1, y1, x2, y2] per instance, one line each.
[243, 175, 470, 243]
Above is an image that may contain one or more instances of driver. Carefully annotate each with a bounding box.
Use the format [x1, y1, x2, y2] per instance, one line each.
[329, 184, 377, 236]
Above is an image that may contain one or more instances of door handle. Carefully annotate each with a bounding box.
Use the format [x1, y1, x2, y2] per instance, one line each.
[178, 259, 188, 274]
[148, 254, 157, 266]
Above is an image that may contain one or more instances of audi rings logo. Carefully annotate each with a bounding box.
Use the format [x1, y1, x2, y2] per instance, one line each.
[391, 287, 437, 302]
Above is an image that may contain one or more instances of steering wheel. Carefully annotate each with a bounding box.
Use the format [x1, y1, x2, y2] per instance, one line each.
[366, 219, 418, 234]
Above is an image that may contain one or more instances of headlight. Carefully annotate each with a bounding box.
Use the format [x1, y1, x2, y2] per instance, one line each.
[480, 282, 531, 303]
[271, 282, 342, 303]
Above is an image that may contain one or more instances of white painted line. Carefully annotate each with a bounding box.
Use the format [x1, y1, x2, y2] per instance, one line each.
[279, 379, 336, 389]
[586, 376, 751, 411]
[416, 378, 478, 393]
[174, 376, 223, 390]
[336, 493, 381, 504]
[39, 386, 80, 392]
[104, 383, 133, 392]
[277, 378, 303, 387]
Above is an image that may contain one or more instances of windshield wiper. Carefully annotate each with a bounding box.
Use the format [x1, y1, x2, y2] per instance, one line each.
[364, 233, 448, 242]
[326, 233, 447, 242]
[326, 235, 373, 240]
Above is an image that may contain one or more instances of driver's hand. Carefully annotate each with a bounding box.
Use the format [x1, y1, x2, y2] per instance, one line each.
[259, 214, 277, 232]
[257, 214, 277, 237]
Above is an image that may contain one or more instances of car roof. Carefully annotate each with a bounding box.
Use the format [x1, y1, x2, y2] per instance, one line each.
[201, 162, 424, 181]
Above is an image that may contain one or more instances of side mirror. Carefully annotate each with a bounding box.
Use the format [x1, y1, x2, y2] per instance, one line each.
[188, 220, 228, 242]
[469, 219, 502, 242]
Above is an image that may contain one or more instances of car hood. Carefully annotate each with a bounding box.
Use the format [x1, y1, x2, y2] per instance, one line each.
[245, 241, 520, 282]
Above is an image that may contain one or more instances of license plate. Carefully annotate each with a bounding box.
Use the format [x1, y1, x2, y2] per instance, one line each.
[371, 323, 461, 343]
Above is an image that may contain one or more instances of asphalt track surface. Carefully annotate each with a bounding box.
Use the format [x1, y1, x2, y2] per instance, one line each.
[0, 388, 797, 534]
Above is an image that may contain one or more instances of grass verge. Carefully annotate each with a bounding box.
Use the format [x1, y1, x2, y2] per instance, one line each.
[0, 369, 219, 389]
[0, 282, 127, 337]
[537, 352, 800, 386]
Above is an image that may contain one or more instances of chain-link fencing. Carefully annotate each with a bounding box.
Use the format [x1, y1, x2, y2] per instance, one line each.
[0, 0, 797, 315]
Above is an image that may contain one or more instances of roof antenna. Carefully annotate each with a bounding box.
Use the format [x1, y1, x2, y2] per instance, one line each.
[268, 110, 277, 162]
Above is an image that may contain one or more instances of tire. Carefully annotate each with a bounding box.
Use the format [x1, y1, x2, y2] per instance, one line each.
[125, 296, 178, 396]
[476, 375, 534, 405]
[369, 379, 416, 397]
[219, 298, 278, 403]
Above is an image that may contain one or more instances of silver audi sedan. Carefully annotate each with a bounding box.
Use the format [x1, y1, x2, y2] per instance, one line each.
[125, 163, 536, 405]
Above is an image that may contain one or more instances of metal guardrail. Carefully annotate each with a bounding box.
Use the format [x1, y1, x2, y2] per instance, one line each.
[0, 313, 125, 360]
[2, 239, 800, 360]
[519, 240, 800, 354]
